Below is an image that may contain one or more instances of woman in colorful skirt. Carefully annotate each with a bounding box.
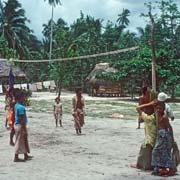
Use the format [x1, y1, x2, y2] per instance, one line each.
[72, 88, 85, 135]
[151, 101, 175, 176]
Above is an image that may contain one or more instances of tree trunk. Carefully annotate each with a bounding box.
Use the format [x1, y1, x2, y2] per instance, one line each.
[49, 5, 54, 60]
[149, 11, 157, 92]
[57, 79, 62, 98]
[171, 84, 175, 100]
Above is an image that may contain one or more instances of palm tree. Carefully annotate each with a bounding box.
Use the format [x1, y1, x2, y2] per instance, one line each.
[117, 8, 130, 27]
[44, 0, 61, 60]
[0, 0, 5, 36]
[0, 0, 33, 58]
[136, 27, 145, 37]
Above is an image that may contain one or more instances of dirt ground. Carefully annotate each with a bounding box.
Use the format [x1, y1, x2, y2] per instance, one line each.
[0, 91, 180, 180]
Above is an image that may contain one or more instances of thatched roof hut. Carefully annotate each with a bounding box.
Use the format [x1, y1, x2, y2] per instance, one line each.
[0, 58, 26, 78]
[86, 63, 118, 86]
[86, 63, 121, 96]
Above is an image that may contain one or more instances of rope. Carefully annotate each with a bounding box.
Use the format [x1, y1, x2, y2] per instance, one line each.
[12, 46, 139, 63]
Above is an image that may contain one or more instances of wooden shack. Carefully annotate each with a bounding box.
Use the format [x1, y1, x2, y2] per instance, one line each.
[86, 63, 121, 97]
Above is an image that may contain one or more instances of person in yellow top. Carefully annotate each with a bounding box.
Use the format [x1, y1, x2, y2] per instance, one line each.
[131, 103, 156, 170]
[137, 86, 154, 129]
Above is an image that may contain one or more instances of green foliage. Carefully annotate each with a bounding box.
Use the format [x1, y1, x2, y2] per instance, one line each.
[44, 0, 61, 7]
[0, 0, 42, 61]
[40, 1, 180, 97]
[0, 36, 17, 58]
[0, 0, 179, 98]
[117, 8, 130, 27]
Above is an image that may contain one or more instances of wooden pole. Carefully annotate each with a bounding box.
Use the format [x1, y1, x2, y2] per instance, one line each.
[149, 11, 156, 92]
[49, 5, 54, 60]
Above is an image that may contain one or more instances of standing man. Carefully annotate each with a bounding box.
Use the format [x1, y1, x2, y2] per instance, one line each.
[72, 88, 85, 135]
[13, 90, 32, 162]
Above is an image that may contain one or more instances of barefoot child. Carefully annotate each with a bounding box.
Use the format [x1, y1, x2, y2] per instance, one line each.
[5, 103, 15, 146]
[5, 88, 15, 146]
[53, 97, 63, 127]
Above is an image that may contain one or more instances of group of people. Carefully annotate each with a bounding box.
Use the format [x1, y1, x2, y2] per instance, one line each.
[53, 87, 85, 135]
[5, 87, 32, 162]
[132, 86, 178, 177]
[5, 85, 178, 173]
[5, 86, 85, 162]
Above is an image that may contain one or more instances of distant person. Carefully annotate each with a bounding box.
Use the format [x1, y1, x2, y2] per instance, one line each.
[53, 97, 63, 127]
[137, 86, 154, 129]
[72, 88, 85, 135]
[13, 90, 32, 162]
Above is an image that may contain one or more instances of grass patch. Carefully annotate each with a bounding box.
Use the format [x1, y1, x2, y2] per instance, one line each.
[28, 98, 138, 119]
[26, 97, 180, 120]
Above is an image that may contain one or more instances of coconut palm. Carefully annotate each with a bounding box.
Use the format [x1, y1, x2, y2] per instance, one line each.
[44, 0, 61, 6]
[0, 0, 4, 36]
[0, 0, 33, 58]
[117, 8, 130, 27]
[44, 0, 61, 60]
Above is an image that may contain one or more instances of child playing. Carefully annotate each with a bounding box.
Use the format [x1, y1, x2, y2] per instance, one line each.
[53, 97, 63, 127]
[5, 87, 16, 146]
[5, 103, 15, 146]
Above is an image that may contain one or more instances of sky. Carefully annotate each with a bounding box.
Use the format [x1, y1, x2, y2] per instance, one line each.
[16, 0, 180, 40]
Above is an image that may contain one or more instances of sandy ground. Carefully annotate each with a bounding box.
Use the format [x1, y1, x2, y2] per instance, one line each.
[0, 91, 180, 180]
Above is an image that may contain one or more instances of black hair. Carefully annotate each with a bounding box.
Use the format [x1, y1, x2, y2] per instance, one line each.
[55, 97, 60, 101]
[155, 101, 165, 111]
[141, 86, 148, 95]
[12, 88, 20, 97]
[75, 87, 82, 93]
[14, 90, 24, 101]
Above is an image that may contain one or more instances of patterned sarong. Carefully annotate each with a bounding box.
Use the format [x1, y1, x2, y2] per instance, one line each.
[73, 108, 84, 129]
[151, 129, 173, 168]
[14, 124, 30, 154]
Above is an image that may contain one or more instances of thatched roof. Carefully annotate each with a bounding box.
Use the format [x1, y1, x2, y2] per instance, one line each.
[86, 63, 118, 85]
[0, 58, 26, 78]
